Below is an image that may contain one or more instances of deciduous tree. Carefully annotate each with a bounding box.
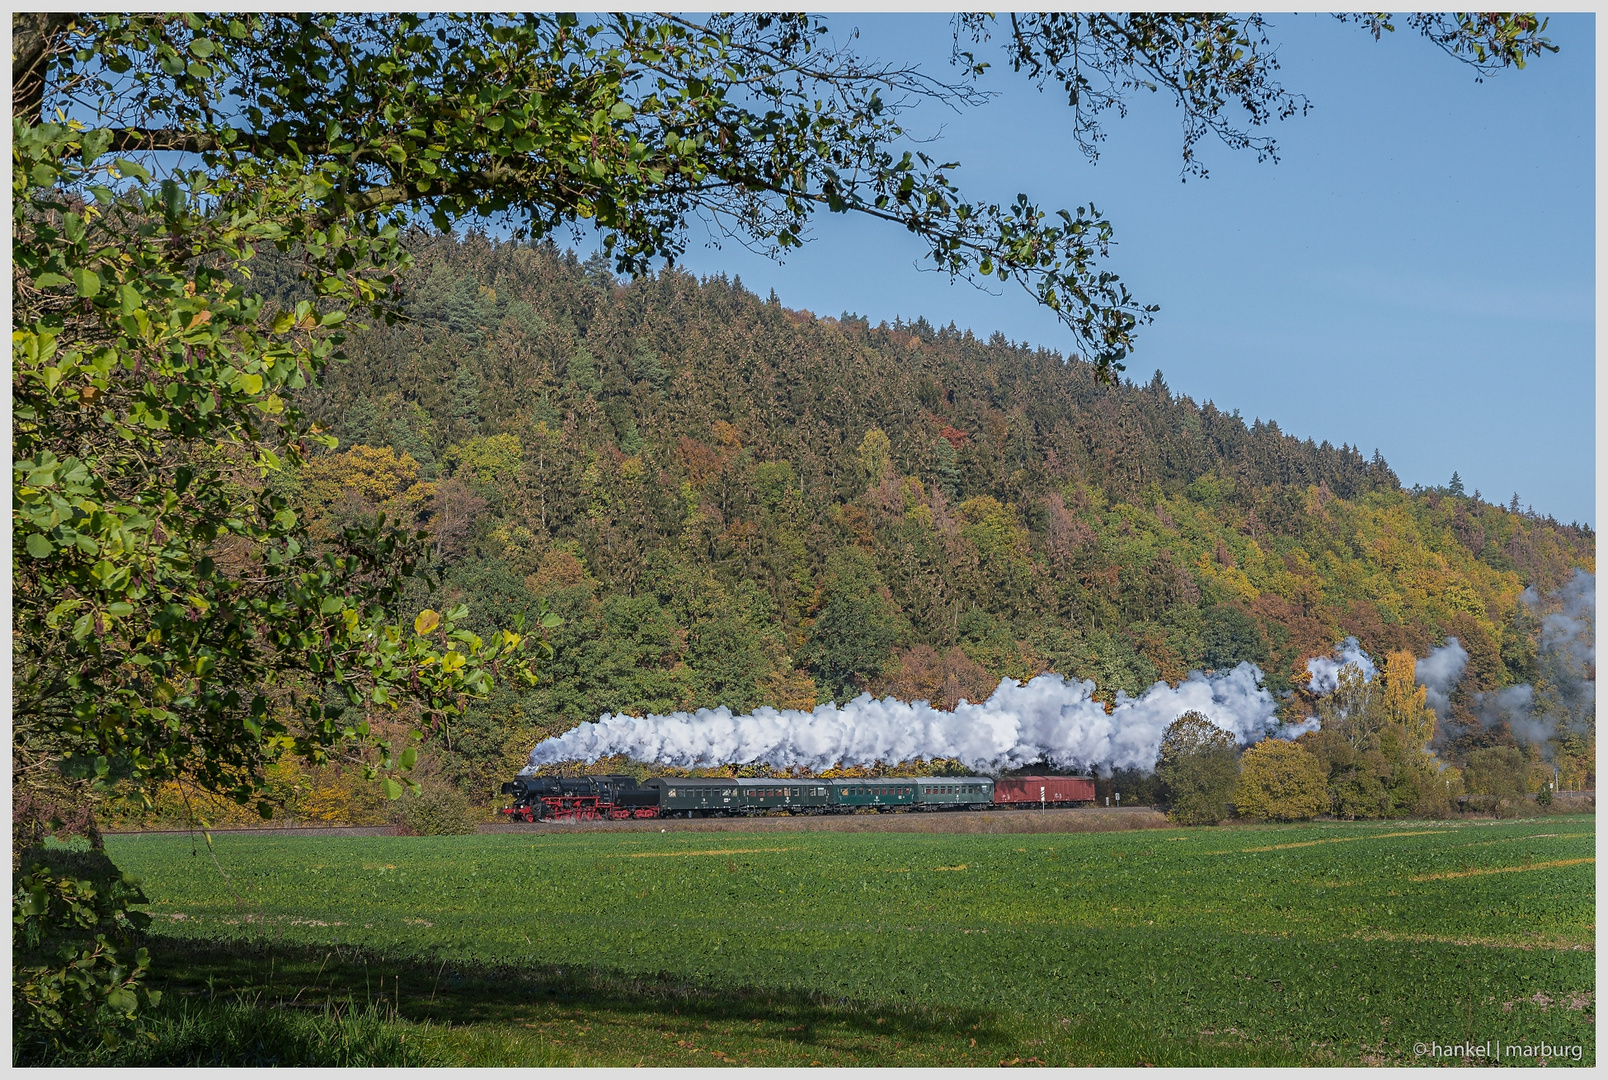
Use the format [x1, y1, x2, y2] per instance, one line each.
[1155, 711, 1239, 825]
[1235, 738, 1327, 821]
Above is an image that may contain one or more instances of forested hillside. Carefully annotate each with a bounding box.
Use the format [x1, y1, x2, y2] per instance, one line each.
[222, 232, 1593, 815]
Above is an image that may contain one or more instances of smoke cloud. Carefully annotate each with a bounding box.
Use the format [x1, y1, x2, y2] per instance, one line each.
[1414, 638, 1468, 718]
[525, 663, 1281, 775]
[1305, 637, 1376, 694]
[1275, 717, 1321, 740]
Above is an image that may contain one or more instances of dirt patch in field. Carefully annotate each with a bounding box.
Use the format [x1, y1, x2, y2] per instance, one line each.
[477, 806, 1171, 836]
[1412, 856, 1595, 882]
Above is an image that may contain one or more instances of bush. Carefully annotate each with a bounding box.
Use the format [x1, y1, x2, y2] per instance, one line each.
[1410, 764, 1464, 819]
[1235, 739, 1327, 821]
[1464, 747, 1529, 802]
[13, 847, 161, 1059]
[388, 784, 477, 836]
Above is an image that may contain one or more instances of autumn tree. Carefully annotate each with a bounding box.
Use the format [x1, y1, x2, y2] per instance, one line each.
[1316, 663, 1385, 749]
[1379, 650, 1438, 750]
[1235, 738, 1328, 821]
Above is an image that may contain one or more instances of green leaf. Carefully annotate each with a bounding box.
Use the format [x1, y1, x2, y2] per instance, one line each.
[320, 596, 345, 614]
[25, 533, 54, 558]
[72, 267, 102, 298]
[33, 272, 70, 289]
[383, 778, 405, 800]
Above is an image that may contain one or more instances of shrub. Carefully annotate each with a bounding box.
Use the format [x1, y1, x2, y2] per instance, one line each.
[1235, 739, 1327, 821]
[1464, 747, 1529, 800]
[13, 847, 161, 1059]
[1410, 764, 1465, 819]
[389, 784, 477, 836]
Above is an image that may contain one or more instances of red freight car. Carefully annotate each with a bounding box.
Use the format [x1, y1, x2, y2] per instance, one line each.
[993, 775, 1096, 807]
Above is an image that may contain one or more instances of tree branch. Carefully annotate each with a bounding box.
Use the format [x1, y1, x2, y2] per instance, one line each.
[12, 12, 75, 124]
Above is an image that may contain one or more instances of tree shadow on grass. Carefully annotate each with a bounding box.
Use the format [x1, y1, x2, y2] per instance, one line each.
[140, 936, 1015, 1067]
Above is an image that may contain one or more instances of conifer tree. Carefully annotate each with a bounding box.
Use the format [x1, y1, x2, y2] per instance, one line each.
[449, 368, 484, 442]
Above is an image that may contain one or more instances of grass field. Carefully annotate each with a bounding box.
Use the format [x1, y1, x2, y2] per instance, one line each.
[85, 815, 1594, 1066]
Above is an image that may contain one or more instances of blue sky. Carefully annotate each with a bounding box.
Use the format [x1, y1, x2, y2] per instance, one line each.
[663, 14, 1595, 526]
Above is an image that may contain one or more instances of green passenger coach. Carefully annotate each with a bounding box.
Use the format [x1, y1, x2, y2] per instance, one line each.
[913, 777, 994, 809]
[644, 777, 740, 816]
[829, 779, 916, 810]
[736, 778, 831, 812]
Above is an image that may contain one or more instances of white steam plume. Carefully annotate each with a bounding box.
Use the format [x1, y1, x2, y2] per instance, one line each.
[524, 663, 1280, 775]
[1414, 638, 1468, 718]
[1276, 717, 1321, 740]
[1305, 637, 1376, 695]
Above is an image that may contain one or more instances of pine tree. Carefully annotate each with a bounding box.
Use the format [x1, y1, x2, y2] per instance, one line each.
[449, 368, 483, 440]
[932, 437, 960, 499]
[389, 411, 438, 478]
[1447, 471, 1465, 496]
[443, 275, 484, 338]
[339, 396, 384, 449]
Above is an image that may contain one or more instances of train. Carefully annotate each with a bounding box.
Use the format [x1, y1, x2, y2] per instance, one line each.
[498, 772, 1096, 822]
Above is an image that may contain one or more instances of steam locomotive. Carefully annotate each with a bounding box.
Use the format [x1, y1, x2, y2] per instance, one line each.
[498, 773, 1096, 822]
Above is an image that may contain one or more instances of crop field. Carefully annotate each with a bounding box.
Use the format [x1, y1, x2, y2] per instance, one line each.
[102, 816, 1594, 1066]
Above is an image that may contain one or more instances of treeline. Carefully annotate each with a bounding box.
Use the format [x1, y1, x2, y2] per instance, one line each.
[195, 230, 1593, 817]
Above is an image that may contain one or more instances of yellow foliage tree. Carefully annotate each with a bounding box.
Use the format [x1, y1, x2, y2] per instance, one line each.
[1379, 650, 1437, 749]
[856, 427, 893, 483]
[446, 432, 524, 496]
[1235, 738, 1328, 821]
[297, 444, 432, 534]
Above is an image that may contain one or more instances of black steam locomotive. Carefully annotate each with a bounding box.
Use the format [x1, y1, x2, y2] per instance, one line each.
[499, 772, 1095, 821]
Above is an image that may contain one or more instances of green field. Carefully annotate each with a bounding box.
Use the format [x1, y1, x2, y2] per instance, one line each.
[97, 816, 1594, 1066]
